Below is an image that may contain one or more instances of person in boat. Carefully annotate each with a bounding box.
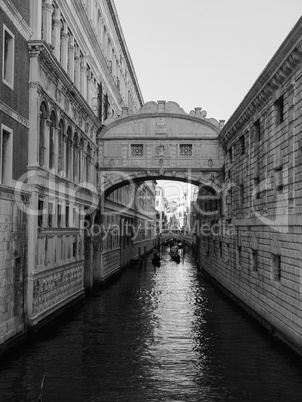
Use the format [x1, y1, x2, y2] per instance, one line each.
[152, 249, 161, 268]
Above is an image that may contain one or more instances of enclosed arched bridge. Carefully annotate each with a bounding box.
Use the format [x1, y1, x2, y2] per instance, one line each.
[97, 101, 225, 195]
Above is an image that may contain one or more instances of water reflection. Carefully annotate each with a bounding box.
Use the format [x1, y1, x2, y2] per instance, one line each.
[0, 250, 302, 401]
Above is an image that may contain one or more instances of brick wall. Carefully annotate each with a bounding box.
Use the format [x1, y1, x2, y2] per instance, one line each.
[196, 20, 302, 355]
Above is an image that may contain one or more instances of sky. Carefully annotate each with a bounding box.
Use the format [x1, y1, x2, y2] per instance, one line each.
[114, 0, 302, 122]
[113, 1, 302, 201]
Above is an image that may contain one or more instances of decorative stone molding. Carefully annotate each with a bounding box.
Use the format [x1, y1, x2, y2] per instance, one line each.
[220, 36, 302, 146]
[1, 0, 32, 40]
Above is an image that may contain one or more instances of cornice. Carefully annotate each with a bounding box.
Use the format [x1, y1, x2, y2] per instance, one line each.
[0, 0, 32, 40]
[28, 40, 101, 132]
[56, 0, 124, 109]
[219, 17, 302, 148]
[106, 0, 144, 107]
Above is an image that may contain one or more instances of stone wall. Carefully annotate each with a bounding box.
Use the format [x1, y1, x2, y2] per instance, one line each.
[0, 190, 28, 349]
[197, 18, 302, 355]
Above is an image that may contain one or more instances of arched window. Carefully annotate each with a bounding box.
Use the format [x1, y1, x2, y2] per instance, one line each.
[58, 119, 64, 174]
[79, 138, 84, 182]
[49, 111, 56, 170]
[73, 132, 78, 182]
[86, 144, 91, 183]
[39, 102, 48, 167]
[66, 127, 72, 179]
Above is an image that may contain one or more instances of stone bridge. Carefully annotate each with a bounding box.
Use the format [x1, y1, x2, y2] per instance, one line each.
[159, 233, 195, 247]
[97, 101, 225, 196]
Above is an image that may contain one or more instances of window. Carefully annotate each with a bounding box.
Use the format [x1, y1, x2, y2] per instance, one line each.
[73, 240, 77, 258]
[254, 119, 262, 142]
[240, 135, 245, 155]
[49, 112, 56, 170]
[275, 166, 283, 191]
[39, 103, 47, 167]
[38, 200, 44, 227]
[48, 202, 53, 227]
[180, 144, 192, 157]
[272, 254, 281, 281]
[58, 120, 64, 174]
[237, 245, 242, 266]
[275, 95, 284, 126]
[254, 176, 260, 200]
[2, 25, 15, 88]
[66, 205, 69, 228]
[0, 125, 13, 185]
[228, 146, 233, 163]
[57, 204, 62, 227]
[251, 249, 258, 271]
[131, 144, 143, 157]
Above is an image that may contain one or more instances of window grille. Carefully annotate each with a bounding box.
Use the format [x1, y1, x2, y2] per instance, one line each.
[131, 144, 143, 157]
[180, 144, 192, 157]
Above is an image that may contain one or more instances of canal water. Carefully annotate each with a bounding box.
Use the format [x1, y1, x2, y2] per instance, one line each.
[1, 249, 302, 401]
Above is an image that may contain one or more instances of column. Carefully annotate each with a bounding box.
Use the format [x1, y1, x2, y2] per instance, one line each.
[75, 49, 81, 90]
[87, 70, 92, 106]
[28, 46, 40, 166]
[52, 7, 61, 60]
[63, 135, 67, 178]
[61, 22, 69, 72]
[30, 0, 42, 40]
[80, 57, 87, 99]
[42, 0, 53, 44]
[45, 119, 51, 169]
[68, 34, 75, 82]
[70, 140, 74, 182]
[87, 0, 92, 22]
[54, 126, 59, 173]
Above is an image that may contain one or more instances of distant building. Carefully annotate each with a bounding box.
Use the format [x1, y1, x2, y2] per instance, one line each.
[155, 185, 165, 233]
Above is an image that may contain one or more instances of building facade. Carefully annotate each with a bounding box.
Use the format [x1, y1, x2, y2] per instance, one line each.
[0, 0, 31, 350]
[0, 0, 145, 351]
[155, 185, 165, 234]
[196, 17, 302, 355]
[102, 181, 157, 280]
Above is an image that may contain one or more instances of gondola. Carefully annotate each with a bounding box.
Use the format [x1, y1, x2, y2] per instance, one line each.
[170, 245, 181, 263]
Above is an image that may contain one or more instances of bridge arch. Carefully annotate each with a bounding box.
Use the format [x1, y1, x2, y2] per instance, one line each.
[97, 101, 225, 195]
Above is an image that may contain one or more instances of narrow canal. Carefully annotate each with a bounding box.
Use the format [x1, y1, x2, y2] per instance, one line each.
[1, 249, 302, 401]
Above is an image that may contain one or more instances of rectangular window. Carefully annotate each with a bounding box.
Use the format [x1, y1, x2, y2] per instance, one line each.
[48, 203, 53, 227]
[228, 146, 233, 163]
[272, 254, 281, 281]
[254, 177, 260, 200]
[251, 249, 258, 271]
[275, 166, 283, 191]
[2, 25, 15, 89]
[179, 144, 193, 157]
[219, 241, 223, 257]
[0, 125, 13, 185]
[240, 135, 245, 155]
[275, 95, 284, 126]
[237, 245, 242, 266]
[254, 119, 262, 142]
[131, 144, 143, 157]
[57, 204, 62, 227]
[73, 240, 77, 258]
[38, 200, 44, 227]
[66, 205, 69, 228]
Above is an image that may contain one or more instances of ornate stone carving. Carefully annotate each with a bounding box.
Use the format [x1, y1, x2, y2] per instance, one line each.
[156, 144, 165, 156]
[155, 117, 167, 134]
